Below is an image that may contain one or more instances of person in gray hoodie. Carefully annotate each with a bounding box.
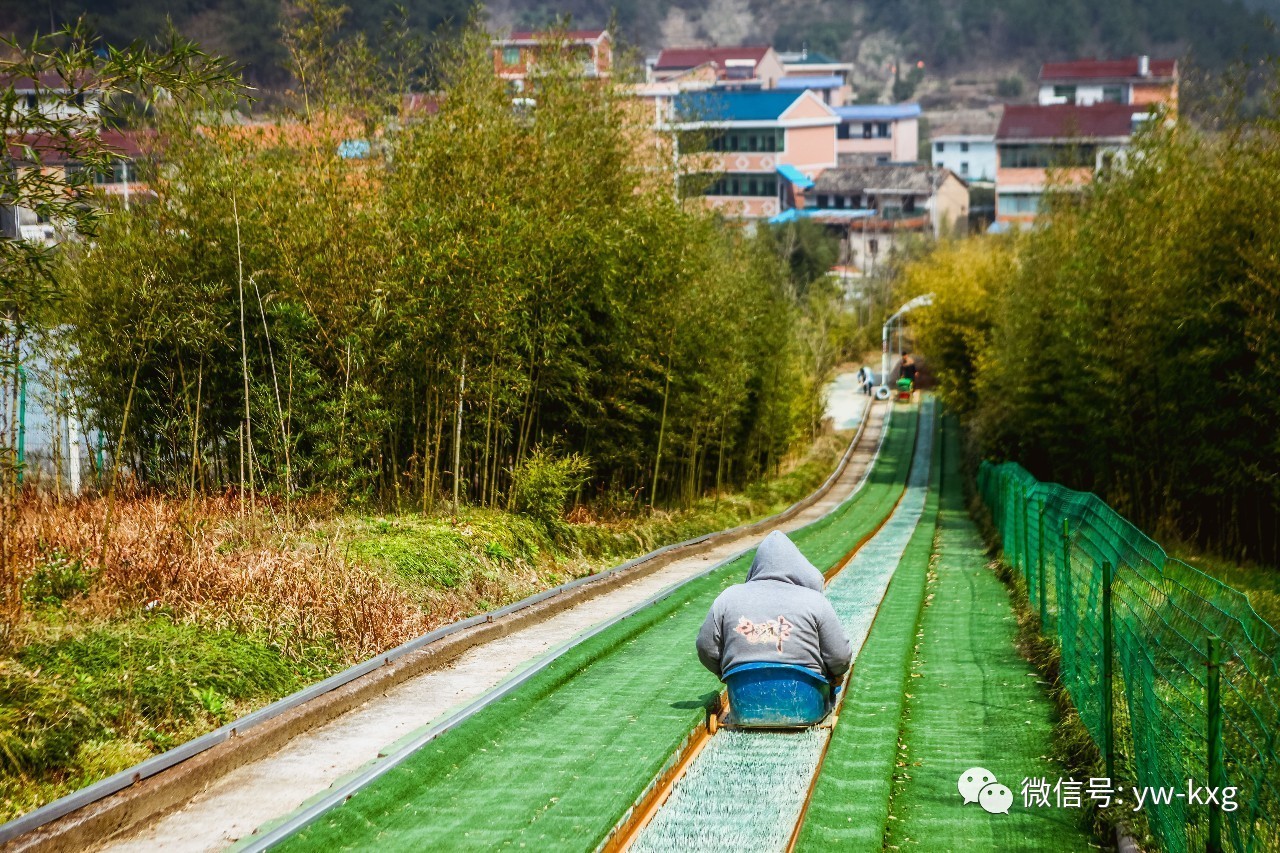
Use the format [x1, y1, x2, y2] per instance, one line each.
[695, 530, 853, 684]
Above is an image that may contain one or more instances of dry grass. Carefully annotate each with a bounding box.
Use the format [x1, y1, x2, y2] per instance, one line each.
[13, 492, 432, 663]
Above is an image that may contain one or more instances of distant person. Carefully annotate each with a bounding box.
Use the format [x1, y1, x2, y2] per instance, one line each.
[860, 366, 875, 396]
[696, 530, 852, 685]
[900, 354, 918, 384]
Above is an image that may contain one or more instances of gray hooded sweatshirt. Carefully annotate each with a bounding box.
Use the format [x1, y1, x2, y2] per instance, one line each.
[695, 530, 853, 682]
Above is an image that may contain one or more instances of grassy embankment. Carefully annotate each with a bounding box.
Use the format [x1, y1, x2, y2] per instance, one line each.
[0, 433, 851, 821]
[1168, 547, 1280, 630]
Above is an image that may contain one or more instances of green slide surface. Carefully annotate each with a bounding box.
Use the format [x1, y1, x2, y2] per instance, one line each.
[884, 420, 1094, 850]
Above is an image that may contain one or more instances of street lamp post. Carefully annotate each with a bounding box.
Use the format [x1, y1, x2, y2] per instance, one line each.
[878, 293, 934, 397]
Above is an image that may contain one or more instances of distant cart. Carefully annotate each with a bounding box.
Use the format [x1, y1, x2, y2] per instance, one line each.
[895, 377, 913, 402]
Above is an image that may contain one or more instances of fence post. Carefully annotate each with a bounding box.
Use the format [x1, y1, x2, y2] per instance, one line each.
[1101, 560, 1115, 783]
[1038, 500, 1047, 626]
[1207, 637, 1223, 853]
[16, 364, 27, 484]
[1021, 485, 1031, 586]
[1000, 476, 1008, 548]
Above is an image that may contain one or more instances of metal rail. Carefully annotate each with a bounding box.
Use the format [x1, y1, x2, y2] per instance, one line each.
[1, 401, 881, 848]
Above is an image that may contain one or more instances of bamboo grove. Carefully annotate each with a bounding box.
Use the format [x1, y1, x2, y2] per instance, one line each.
[52, 24, 853, 513]
[901, 86, 1280, 565]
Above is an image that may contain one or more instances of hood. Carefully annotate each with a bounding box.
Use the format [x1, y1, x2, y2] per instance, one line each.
[745, 530, 825, 592]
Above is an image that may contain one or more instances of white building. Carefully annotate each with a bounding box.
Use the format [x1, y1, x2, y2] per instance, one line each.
[3, 72, 102, 124]
[931, 134, 995, 184]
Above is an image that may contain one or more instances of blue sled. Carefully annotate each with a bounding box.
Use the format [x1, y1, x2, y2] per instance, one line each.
[721, 662, 837, 728]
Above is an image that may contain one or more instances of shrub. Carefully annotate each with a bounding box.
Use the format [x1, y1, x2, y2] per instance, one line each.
[510, 448, 592, 524]
[996, 76, 1024, 98]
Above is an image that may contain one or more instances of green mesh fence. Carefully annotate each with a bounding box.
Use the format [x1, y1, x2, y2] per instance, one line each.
[978, 462, 1280, 853]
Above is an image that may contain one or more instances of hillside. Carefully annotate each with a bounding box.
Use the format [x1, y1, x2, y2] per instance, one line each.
[2, 0, 1276, 87]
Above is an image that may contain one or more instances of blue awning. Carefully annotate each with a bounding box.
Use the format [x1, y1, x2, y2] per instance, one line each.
[768, 208, 877, 225]
[775, 163, 814, 190]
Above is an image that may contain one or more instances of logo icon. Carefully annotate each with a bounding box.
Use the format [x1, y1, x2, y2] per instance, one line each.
[957, 767, 1012, 815]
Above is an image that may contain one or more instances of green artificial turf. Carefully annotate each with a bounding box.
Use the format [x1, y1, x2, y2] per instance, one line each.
[793, 409, 944, 852]
[275, 408, 920, 852]
[883, 421, 1097, 851]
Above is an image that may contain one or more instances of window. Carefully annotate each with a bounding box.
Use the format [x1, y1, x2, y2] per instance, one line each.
[876, 122, 889, 138]
[502, 47, 520, 65]
[868, 239, 879, 255]
[960, 161, 969, 175]
[817, 194, 829, 208]
[834, 195, 845, 209]
[25, 94, 37, 110]
[999, 144, 1097, 169]
[1102, 85, 1124, 103]
[960, 141, 969, 152]
[707, 130, 783, 154]
[936, 142, 945, 153]
[838, 123, 852, 140]
[1053, 85, 1077, 103]
[74, 93, 86, 108]
[862, 122, 873, 139]
[998, 192, 1041, 214]
[702, 173, 777, 197]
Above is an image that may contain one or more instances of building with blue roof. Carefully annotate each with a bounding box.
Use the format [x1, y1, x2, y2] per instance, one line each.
[667, 89, 840, 220]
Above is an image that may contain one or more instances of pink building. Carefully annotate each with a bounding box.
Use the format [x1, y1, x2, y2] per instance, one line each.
[669, 89, 839, 219]
[834, 103, 920, 163]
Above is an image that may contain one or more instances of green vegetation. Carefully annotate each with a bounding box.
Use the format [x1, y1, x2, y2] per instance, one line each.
[903, 94, 1280, 567]
[0, 615, 337, 820]
[1169, 547, 1280, 630]
[275, 409, 919, 851]
[55, 18, 851, 518]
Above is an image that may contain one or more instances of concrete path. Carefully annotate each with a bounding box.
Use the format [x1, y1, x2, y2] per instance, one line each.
[100, 386, 881, 853]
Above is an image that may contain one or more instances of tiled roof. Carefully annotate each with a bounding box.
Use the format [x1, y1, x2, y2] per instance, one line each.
[674, 89, 809, 122]
[504, 29, 607, 42]
[813, 162, 952, 195]
[654, 45, 771, 71]
[997, 103, 1144, 140]
[835, 103, 921, 121]
[6, 128, 153, 163]
[1040, 57, 1177, 81]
